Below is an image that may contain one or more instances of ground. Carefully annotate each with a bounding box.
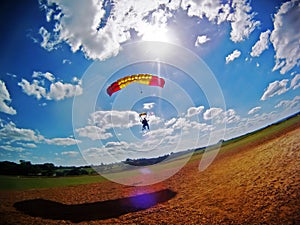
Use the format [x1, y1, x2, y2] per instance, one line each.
[0, 122, 299, 224]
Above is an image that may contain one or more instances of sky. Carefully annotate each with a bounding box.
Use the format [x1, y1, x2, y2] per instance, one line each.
[0, 0, 299, 167]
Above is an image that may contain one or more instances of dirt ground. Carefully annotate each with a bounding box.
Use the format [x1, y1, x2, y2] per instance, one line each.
[1, 124, 300, 224]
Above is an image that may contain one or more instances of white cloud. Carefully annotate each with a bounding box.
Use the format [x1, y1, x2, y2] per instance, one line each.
[41, 0, 163, 60]
[5, 73, 17, 78]
[224, 111, 280, 140]
[140, 8, 173, 43]
[45, 137, 81, 146]
[225, 49, 241, 64]
[181, 0, 223, 22]
[170, 117, 188, 131]
[178, 0, 259, 42]
[0, 145, 24, 152]
[223, 109, 240, 124]
[143, 102, 155, 110]
[18, 79, 48, 100]
[32, 71, 55, 82]
[260, 79, 289, 101]
[186, 106, 204, 117]
[18, 143, 37, 148]
[248, 106, 261, 115]
[76, 110, 164, 141]
[105, 141, 129, 149]
[275, 95, 300, 109]
[165, 117, 177, 127]
[250, 30, 271, 57]
[89, 110, 140, 129]
[39, 0, 260, 61]
[203, 107, 223, 120]
[48, 81, 83, 100]
[0, 121, 82, 149]
[0, 122, 43, 143]
[270, 0, 300, 74]
[76, 125, 112, 140]
[228, 0, 260, 43]
[203, 108, 240, 124]
[18, 73, 83, 101]
[290, 74, 300, 90]
[195, 35, 210, 46]
[63, 59, 72, 64]
[39, 26, 61, 51]
[0, 80, 16, 115]
[61, 151, 79, 157]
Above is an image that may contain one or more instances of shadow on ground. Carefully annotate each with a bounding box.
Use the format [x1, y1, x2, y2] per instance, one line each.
[14, 189, 176, 223]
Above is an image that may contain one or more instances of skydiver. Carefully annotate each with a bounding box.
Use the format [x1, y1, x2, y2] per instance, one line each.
[141, 117, 150, 131]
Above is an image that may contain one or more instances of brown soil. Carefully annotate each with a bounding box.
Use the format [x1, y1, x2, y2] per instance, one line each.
[1, 124, 300, 224]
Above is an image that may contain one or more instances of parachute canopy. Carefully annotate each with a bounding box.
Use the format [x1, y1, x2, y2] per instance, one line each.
[107, 74, 165, 96]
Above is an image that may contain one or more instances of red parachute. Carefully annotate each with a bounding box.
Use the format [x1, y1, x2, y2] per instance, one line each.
[107, 74, 165, 96]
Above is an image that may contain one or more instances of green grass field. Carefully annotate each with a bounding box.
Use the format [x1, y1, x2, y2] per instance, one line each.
[0, 175, 106, 191]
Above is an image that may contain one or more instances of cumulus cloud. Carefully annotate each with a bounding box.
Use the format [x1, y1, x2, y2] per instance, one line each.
[181, 0, 225, 22]
[225, 49, 241, 64]
[248, 106, 261, 115]
[39, 0, 259, 61]
[195, 35, 210, 46]
[260, 79, 289, 101]
[0, 80, 17, 115]
[105, 141, 129, 149]
[48, 81, 83, 100]
[61, 151, 79, 157]
[143, 102, 155, 110]
[18, 79, 47, 100]
[203, 107, 223, 120]
[45, 137, 81, 146]
[250, 30, 271, 57]
[76, 110, 140, 141]
[186, 106, 204, 117]
[0, 122, 43, 143]
[40, 0, 171, 60]
[203, 107, 240, 124]
[224, 109, 240, 124]
[0, 145, 25, 152]
[290, 74, 300, 90]
[275, 95, 300, 109]
[76, 125, 113, 140]
[181, 0, 259, 42]
[270, 0, 300, 74]
[63, 59, 72, 64]
[18, 71, 82, 101]
[0, 121, 82, 151]
[89, 110, 140, 129]
[39, 26, 61, 51]
[32, 71, 55, 82]
[165, 117, 177, 127]
[228, 0, 260, 42]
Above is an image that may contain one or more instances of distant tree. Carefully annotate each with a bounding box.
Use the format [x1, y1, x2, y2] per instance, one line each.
[0, 161, 19, 175]
[39, 163, 55, 176]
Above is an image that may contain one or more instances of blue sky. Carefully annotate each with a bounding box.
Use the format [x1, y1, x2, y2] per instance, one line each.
[0, 0, 299, 166]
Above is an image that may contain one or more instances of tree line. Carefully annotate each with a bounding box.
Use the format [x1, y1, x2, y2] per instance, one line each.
[0, 160, 95, 177]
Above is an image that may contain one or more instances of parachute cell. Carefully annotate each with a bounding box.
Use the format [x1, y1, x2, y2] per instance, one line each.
[107, 74, 165, 96]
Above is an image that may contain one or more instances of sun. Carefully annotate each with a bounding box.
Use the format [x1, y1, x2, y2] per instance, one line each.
[141, 25, 172, 43]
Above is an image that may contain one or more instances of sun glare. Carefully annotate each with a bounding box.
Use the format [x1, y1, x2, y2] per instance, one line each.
[141, 26, 172, 43]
